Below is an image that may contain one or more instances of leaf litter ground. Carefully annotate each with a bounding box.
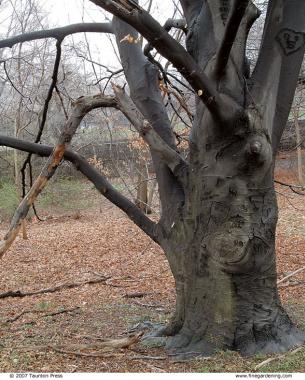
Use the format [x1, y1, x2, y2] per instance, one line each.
[0, 182, 304, 373]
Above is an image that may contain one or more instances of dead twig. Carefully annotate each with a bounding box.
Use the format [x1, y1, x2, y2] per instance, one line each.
[131, 300, 166, 311]
[4, 310, 33, 323]
[278, 280, 305, 288]
[254, 346, 304, 371]
[42, 306, 80, 318]
[48, 331, 144, 358]
[129, 355, 167, 360]
[277, 265, 305, 285]
[50, 346, 121, 358]
[123, 292, 149, 299]
[0, 276, 110, 299]
[4, 307, 80, 323]
[140, 362, 166, 372]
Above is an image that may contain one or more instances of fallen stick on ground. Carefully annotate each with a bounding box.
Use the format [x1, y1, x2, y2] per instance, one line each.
[123, 292, 149, 298]
[278, 280, 305, 288]
[254, 346, 304, 371]
[55, 332, 144, 351]
[277, 265, 305, 285]
[50, 347, 121, 358]
[131, 300, 165, 310]
[0, 276, 110, 299]
[129, 355, 167, 361]
[4, 306, 80, 323]
[7, 332, 144, 357]
[141, 362, 166, 372]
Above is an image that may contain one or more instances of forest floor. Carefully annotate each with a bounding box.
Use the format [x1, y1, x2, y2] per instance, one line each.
[0, 170, 305, 373]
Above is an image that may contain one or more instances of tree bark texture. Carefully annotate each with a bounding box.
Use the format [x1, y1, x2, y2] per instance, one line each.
[0, 0, 305, 357]
[95, 0, 305, 356]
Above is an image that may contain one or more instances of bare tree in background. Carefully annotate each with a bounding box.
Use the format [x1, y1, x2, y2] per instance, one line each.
[0, 0, 305, 357]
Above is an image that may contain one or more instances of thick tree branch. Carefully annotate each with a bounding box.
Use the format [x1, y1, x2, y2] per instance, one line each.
[0, 23, 113, 49]
[90, 0, 232, 121]
[0, 135, 160, 244]
[249, 0, 305, 151]
[214, 0, 249, 79]
[164, 18, 187, 33]
[112, 16, 185, 221]
[178, 0, 202, 24]
[112, 84, 187, 177]
[0, 95, 117, 258]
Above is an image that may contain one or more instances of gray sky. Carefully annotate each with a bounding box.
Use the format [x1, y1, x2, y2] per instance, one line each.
[42, 0, 176, 68]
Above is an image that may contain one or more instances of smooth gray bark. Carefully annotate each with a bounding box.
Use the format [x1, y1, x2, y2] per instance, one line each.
[1, 0, 305, 357]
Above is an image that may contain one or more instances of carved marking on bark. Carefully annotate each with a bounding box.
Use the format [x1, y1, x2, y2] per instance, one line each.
[219, 0, 230, 23]
[276, 29, 305, 56]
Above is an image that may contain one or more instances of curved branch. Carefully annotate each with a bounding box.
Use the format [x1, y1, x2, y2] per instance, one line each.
[0, 135, 160, 244]
[0, 23, 113, 49]
[0, 94, 117, 258]
[112, 84, 188, 178]
[90, 0, 234, 121]
[164, 18, 187, 33]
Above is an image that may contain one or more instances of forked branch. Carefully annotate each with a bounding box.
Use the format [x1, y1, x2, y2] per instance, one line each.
[0, 23, 113, 49]
[0, 135, 160, 244]
[90, 0, 232, 121]
[0, 95, 117, 258]
[112, 84, 187, 177]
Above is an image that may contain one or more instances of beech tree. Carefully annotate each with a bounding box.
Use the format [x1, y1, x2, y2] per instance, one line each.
[1, 0, 305, 357]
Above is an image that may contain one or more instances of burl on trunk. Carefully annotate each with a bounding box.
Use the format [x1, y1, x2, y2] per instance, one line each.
[160, 126, 305, 355]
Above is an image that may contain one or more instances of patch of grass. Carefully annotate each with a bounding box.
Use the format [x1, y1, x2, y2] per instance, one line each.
[37, 178, 92, 212]
[0, 180, 19, 218]
[260, 347, 305, 373]
[36, 300, 54, 311]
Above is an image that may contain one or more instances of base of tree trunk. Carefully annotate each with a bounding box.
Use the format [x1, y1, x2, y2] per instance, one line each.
[146, 316, 305, 358]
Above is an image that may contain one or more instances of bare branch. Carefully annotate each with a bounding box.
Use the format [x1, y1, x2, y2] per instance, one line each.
[21, 38, 63, 198]
[164, 18, 187, 33]
[90, 0, 234, 121]
[0, 277, 109, 299]
[0, 134, 160, 244]
[277, 265, 305, 285]
[112, 84, 188, 177]
[0, 94, 117, 258]
[214, 0, 249, 79]
[274, 179, 305, 196]
[0, 23, 113, 49]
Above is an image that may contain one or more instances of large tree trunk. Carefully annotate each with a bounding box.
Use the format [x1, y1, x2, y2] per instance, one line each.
[159, 130, 305, 356]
